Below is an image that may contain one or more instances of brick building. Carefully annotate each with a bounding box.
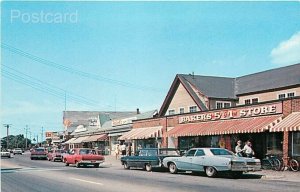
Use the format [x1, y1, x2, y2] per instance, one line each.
[121, 63, 300, 161]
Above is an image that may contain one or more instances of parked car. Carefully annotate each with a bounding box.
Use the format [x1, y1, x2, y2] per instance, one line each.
[121, 148, 180, 172]
[63, 148, 105, 168]
[31, 147, 47, 160]
[1, 148, 11, 158]
[47, 149, 65, 162]
[163, 148, 261, 178]
[13, 148, 23, 155]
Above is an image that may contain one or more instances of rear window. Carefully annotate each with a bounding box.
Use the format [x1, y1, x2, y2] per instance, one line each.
[79, 149, 96, 155]
[35, 148, 45, 152]
[210, 149, 233, 156]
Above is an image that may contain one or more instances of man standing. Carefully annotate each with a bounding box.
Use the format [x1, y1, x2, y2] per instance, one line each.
[243, 141, 255, 158]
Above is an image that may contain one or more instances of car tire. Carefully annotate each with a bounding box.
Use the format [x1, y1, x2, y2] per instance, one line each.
[94, 163, 100, 168]
[123, 162, 130, 169]
[205, 166, 217, 178]
[145, 163, 152, 172]
[169, 163, 178, 174]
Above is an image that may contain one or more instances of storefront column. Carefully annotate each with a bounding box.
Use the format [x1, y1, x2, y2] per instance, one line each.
[283, 131, 289, 165]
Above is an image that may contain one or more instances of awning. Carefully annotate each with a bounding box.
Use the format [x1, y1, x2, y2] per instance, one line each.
[168, 115, 282, 137]
[64, 138, 77, 144]
[270, 112, 300, 132]
[72, 136, 90, 144]
[118, 126, 162, 140]
[83, 134, 108, 142]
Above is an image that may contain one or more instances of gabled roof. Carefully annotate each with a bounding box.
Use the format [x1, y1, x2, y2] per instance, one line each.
[158, 63, 300, 117]
[236, 63, 300, 95]
[179, 74, 236, 99]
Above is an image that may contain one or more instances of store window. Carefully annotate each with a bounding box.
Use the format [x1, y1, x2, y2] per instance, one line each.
[292, 132, 300, 156]
[216, 102, 223, 109]
[266, 133, 283, 155]
[189, 106, 197, 113]
[245, 99, 251, 105]
[224, 102, 231, 108]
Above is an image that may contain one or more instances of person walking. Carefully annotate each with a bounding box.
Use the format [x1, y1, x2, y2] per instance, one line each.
[243, 141, 255, 158]
[115, 144, 120, 160]
[235, 140, 244, 157]
[121, 143, 126, 156]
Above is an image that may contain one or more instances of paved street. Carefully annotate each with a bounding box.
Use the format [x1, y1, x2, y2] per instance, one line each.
[1, 153, 300, 192]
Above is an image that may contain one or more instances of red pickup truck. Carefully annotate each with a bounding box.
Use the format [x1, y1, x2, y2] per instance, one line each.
[64, 148, 105, 168]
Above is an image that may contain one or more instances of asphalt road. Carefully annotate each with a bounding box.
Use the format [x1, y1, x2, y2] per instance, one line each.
[1, 153, 300, 192]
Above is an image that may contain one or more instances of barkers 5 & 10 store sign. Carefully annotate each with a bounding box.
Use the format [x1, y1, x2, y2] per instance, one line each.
[179, 102, 283, 124]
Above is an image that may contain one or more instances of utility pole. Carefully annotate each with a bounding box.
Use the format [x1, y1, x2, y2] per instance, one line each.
[25, 125, 29, 149]
[41, 126, 44, 146]
[3, 124, 12, 149]
[37, 134, 39, 146]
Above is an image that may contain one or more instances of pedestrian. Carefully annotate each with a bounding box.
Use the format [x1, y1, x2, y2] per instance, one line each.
[137, 144, 142, 151]
[121, 143, 126, 156]
[115, 144, 120, 160]
[243, 141, 255, 158]
[235, 140, 244, 157]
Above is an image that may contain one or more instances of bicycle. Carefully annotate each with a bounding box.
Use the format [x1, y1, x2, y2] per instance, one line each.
[281, 157, 299, 172]
[261, 154, 282, 171]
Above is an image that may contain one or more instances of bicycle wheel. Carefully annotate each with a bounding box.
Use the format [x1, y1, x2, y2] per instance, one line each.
[289, 159, 299, 172]
[273, 159, 282, 171]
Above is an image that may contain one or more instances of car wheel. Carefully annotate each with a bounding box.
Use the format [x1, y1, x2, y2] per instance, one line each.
[94, 163, 100, 168]
[123, 162, 130, 169]
[76, 161, 80, 168]
[145, 163, 152, 172]
[169, 163, 178, 174]
[65, 159, 69, 166]
[205, 166, 217, 177]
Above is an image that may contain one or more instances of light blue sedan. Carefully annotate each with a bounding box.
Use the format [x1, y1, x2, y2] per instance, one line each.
[162, 148, 261, 178]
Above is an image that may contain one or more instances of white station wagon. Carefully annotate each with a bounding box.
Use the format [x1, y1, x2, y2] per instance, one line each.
[162, 148, 261, 178]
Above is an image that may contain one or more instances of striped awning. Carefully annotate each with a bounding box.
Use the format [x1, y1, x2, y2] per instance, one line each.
[83, 134, 108, 142]
[64, 138, 77, 144]
[118, 126, 162, 140]
[72, 136, 90, 144]
[168, 115, 282, 137]
[270, 112, 300, 132]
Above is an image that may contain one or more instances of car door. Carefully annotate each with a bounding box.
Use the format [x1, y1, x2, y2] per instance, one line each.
[191, 149, 205, 171]
[177, 149, 196, 170]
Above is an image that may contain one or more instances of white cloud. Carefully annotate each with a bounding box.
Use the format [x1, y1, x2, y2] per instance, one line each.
[271, 31, 300, 66]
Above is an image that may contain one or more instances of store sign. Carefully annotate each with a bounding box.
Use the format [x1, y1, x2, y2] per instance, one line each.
[88, 116, 100, 127]
[45, 132, 53, 139]
[179, 102, 282, 124]
[112, 117, 137, 127]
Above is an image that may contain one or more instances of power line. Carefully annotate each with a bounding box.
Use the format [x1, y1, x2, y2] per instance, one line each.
[2, 43, 163, 92]
[2, 65, 109, 107]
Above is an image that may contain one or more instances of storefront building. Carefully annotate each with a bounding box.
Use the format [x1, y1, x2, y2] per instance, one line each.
[132, 63, 300, 161]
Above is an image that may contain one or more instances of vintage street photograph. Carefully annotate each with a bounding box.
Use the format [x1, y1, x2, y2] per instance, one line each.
[1, 1, 300, 192]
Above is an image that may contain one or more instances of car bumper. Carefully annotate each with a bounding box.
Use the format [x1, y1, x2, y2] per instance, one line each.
[80, 160, 104, 164]
[31, 155, 47, 158]
[231, 165, 261, 172]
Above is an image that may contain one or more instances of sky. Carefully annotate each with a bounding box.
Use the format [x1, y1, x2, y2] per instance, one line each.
[1, 1, 300, 140]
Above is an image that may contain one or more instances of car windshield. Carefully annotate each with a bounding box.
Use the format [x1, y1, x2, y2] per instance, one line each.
[210, 149, 234, 156]
[159, 149, 180, 156]
[79, 149, 96, 155]
[35, 148, 45, 152]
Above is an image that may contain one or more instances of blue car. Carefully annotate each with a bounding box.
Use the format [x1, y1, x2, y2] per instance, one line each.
[121, 148, 180, 172]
